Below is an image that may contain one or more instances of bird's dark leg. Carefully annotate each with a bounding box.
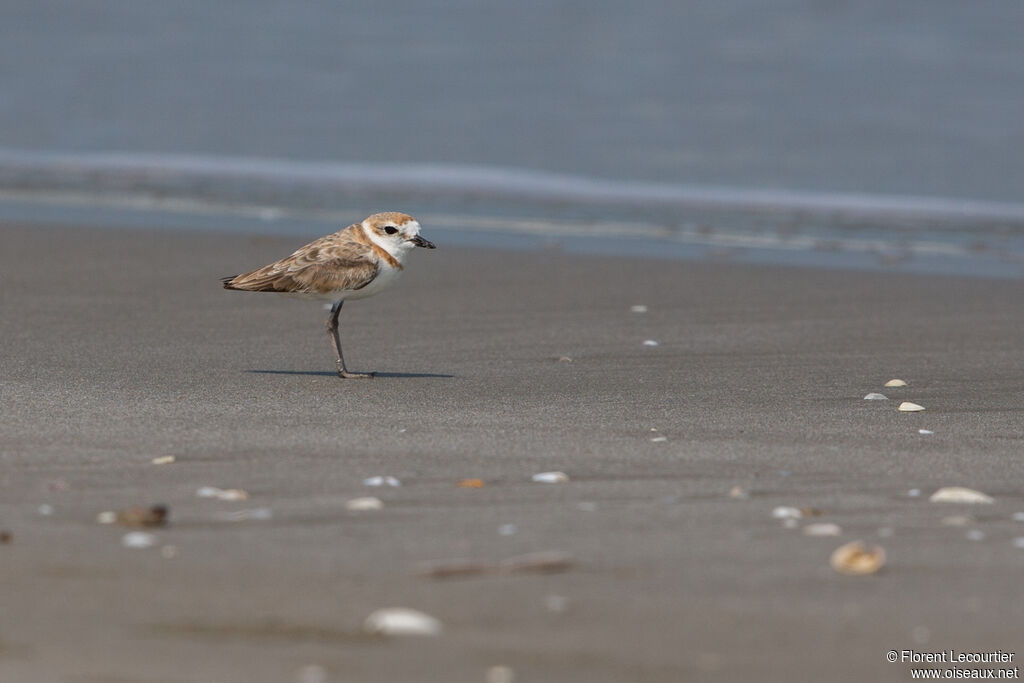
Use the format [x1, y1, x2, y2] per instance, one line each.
[326, 300, 374, 379]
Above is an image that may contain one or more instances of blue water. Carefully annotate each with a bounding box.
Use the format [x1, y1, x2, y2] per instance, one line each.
[2, 2, 1023, 276]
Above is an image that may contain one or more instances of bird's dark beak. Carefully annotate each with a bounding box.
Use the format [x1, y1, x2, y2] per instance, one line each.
[410, 235, 436, 249]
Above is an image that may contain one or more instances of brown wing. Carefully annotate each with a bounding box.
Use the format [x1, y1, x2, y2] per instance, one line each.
[222, 225, 379, 294]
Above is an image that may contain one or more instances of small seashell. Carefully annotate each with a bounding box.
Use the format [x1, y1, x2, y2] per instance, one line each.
[151, 455, 176, 465]
[728, 485, 749, 499]
[863, 393, 888, 400]
[363, 476, 401, 487]
[898, 402, 925, 412]
[649, 436, 668, 442]
[772, 506, 803, 519]
[346, 496, 384, 511]
[121, 531, 156, 549]
[532, 471, 569, 484]
[96, 511, 117, 524]
[929, 487, 994, 504]
[363, 608, 442, 636]
[630, 305, 648, 313]
[115, 504, 168, 528]
[966, 530, 985, 541]
[486, 665, 516, 683]
[457, 478, 485, 488]
[556, 356, 573, 363]
[803, 522, 842, 536]
[918, 429, 934, 435]
[196, 486, 248, 501]
[885, 379, 908, 387]
[830, 540, 886, 575]
[941, 515, 974, 527]
[642, 339, 660, 347]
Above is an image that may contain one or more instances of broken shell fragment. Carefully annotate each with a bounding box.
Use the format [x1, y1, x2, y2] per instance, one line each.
[363, 608, 442, 636]
[96, 511, 117, 525]
[864, 393, 888, 400]
[885, 379, 908, 387]
[918, 429, 934, 435]
[346, 497, 383, 511]
[642, 339, 660, 347]
[121, 531, 157, 549]
[151, 456, 176, 465]
[363, 476, 400, 487]
[898, 402, 925, 412]
[728, 485, 749, 499]
[830, 540, 886, 575]
[803, 522, 842, 536]
[929, 487, 994, 504]
[532, 471, 569, 484]
[115, 504, 169, 528]
[650, 436, 668, 442]
[196, 486, 249, 501]
[457, 478, 485, 488]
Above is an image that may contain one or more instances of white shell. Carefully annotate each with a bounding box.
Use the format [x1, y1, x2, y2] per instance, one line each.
[803, 522, 842, 536]
[346, 496, 384, 511]
[363, 476, 401, 487]
[630, 305, 648, 313]
[642, 339, 660, 347]
[929, 487, 994, 504]
[918, 429, 934, 435]
[363, 608, 442, 636]
[649, 436, 668, 442]
[96, 511, 117, 524]
[151, 456, 176, 465]
[898, 402, 925, 412]
[196, 486, 248, 501]
[885, 379, 908, 387]
[532, 471, 569, 484]
[772, 506, 803, 519]
[863, 393, 888, 400]
[121, 532, 156, 549]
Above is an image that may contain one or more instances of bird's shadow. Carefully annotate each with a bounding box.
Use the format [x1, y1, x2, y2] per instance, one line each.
[247, 369, 455, 379]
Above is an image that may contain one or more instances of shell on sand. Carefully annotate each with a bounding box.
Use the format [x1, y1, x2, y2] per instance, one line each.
[345, 496, 384, 511]
[885, 379, 908, 387]
[830, 540, 886, 575]
[898, 401, 925, 412]
[363, 608, 442, 636]
[864, 393, 888, 400]
[929, 487, 995, 504]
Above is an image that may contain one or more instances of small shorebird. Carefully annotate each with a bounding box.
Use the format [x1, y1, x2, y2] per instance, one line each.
[221, 211, 435, 378]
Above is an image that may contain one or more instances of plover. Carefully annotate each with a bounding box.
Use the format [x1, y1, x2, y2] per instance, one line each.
[221, 211, 435, 378]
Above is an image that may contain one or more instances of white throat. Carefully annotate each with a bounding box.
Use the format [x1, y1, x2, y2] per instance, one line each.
[361, 220, 416, 264]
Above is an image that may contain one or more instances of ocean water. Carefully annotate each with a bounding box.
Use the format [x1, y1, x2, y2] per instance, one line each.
[1, 1, 1023, 276]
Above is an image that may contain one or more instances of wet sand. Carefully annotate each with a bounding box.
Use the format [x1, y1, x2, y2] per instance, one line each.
[1, 222, 1023, 682]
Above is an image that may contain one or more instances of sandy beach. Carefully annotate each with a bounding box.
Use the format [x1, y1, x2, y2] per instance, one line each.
[2, 221, 1023, 682]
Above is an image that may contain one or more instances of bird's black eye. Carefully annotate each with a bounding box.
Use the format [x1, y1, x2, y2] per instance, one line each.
[384, 226, 398, 235]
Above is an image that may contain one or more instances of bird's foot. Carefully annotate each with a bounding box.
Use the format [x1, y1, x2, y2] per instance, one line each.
[338, 369, 375, 379]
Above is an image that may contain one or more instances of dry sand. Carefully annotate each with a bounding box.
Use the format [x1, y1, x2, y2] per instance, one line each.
[1, 223, 1023, 682]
